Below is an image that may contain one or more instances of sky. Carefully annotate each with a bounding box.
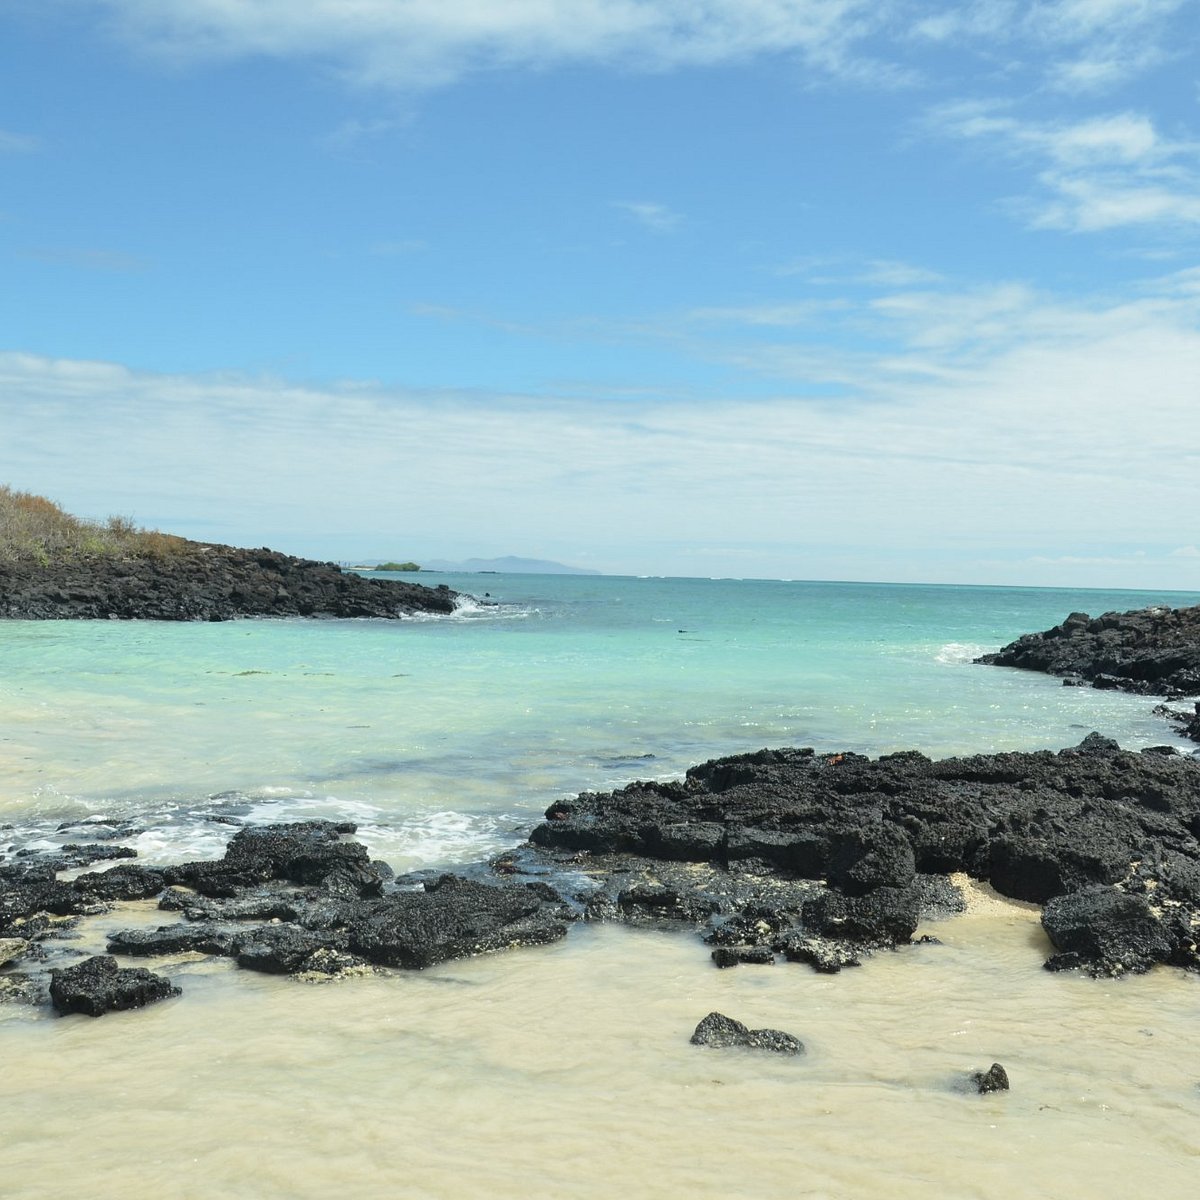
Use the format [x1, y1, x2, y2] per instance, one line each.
[1, 0, 1198, 588]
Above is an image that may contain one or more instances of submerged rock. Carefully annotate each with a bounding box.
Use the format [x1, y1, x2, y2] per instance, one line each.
[972, 1063, 1010, 1094]
[49, 955, 179, 1017]
[689, 1011, 804, 1055]
[777, 935, 861, 974]
[0, 937, 31, 968]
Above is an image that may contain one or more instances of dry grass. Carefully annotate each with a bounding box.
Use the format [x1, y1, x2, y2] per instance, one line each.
[0, 485, 190, 565]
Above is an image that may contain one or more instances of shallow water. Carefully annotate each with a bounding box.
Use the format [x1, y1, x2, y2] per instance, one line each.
[2, 576, 1195, 865]
[2, 575, 1199, 1197]
[3, 885, 1199, 1199]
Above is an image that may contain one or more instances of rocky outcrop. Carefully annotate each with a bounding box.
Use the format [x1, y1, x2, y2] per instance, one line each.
[976, 605, 1200, 699]
[528, 736, 1200, 977]
[7, 736, 1200, 1020]
[1041, 886, 1174, 975]
[0, 543, 459, 620]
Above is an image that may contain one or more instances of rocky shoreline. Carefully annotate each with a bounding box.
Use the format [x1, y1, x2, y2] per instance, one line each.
[976, 603, 1200, 698]
[4, 734, 1200, 1018]
[976, 603, 1200, 744]
[0, 543, 459, 621]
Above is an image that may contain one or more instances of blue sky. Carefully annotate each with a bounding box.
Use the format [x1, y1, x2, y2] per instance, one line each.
[1, 0, 1198, 586]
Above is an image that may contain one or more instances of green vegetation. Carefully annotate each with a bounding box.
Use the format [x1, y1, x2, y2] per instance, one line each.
[0, 485, 189, 565]
[377, 561, 421, 572]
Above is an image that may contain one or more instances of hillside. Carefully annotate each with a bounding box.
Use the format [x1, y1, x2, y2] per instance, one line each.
[0, 487, 458, 620]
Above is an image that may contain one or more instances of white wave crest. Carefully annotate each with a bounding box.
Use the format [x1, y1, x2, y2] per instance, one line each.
[935, 642, 990, 665]
[444, 595, 540, 621]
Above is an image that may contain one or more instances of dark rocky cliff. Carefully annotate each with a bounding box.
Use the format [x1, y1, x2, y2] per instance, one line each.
[0, 543, 459, 620]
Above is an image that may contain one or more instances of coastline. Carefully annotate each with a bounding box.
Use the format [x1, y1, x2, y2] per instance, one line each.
[0, 543, 459, 621]
[5, 731, 1200, 1021]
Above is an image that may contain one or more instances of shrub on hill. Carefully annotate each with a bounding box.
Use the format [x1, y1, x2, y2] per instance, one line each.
[0, 485, 189, 565]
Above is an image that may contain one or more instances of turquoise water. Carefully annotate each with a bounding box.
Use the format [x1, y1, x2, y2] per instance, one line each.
[1, 574, 1196, 871]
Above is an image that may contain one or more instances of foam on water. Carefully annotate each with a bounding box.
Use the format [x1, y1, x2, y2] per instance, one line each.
[934, 640, 993, 665]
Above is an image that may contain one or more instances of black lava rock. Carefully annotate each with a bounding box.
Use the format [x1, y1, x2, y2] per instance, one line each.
[49, 955, 179, 1017]
[972, 1063, 1010, 1093]
[0, 543, 459, 622]
[711, 945, 775, 968]
[522, 735, 1200, 976]
[1155, 702, 1200, 745]
[346, 874, 570, 969]
[977, 605, 1200, 699]
[689, 1011, 804, 1055]
[107, 924, 235, 958]
[1042, 886, 1173, 976]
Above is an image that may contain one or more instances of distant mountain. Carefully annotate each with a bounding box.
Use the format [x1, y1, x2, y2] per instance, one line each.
[421, 556, 601, 575]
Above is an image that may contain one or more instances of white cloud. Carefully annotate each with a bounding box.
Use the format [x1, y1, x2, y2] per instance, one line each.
[930, 104, 1200, 232]
[78, 0, 892, 90]
[613, 200, 683, 233]
[74, 0, 1190, 95]
[860, 260, 946, 287]
[909, 0, 1187, 92]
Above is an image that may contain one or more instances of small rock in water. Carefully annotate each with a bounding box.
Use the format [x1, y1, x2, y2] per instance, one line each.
[779, 935, 862, 974]
[689, 1011, 804, 1055]
[49, 954, 179, 1017]
[710, 946, 775, 968]
[0, 937, 31, 968]
[972, 1063, 1010, 1094]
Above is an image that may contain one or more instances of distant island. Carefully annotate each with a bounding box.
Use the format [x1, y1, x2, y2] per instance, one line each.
[0, 485, 458, 621]
[418, 556, 601, 575]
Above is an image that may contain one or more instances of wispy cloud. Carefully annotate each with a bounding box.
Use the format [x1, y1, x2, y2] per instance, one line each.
[910, 0, 1188, 92]
[776, 257, 945, 287]
[684, 300, 850, 327]
[929, 103, 1200, 232]
[78, 0, 895, 90]
[613, 200, 682, 234]
[21, 246, 149, 272]
[319, 116, 409, 153]
[0, 129, 39, 153]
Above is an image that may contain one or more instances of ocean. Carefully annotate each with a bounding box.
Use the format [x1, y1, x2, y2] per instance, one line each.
[2, 574, 1199, 1198]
